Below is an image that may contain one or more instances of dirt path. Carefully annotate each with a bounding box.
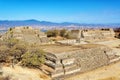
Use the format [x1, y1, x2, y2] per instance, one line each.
[2, 65, 51, 80]
[65, 61, 120, 80]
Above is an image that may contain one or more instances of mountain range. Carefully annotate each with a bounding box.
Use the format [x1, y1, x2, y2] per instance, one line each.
[0, 19, 120, 30]
[0, 19, 80, 27]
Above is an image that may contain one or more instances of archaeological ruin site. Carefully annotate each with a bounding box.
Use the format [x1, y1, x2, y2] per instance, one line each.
[40, 44, 120, 79]
[40, 28, 120, 79]
[0, 27, 120, 80]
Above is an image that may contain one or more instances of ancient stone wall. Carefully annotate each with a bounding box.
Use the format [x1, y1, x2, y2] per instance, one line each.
[69, 30, 80, 39]
[83, 29, 115, 41]
[43, 46, 120, 79]
[69, 28, 115, 42]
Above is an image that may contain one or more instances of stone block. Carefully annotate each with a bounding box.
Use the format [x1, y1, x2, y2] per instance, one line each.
[62, 58, 75, 66]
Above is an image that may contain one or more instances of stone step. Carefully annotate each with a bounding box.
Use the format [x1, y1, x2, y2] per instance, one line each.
[50, 67, 64, 78]
[45, 60, 56, 69]
[64, 64, 77, 70]
[65, 68, 81, 75]
[62, 58, 75, 66]
[109, 57, 120, 63]
[54, 66, 63, 71]
[64, 65, 79, 71]
[45, 54, 57, 62]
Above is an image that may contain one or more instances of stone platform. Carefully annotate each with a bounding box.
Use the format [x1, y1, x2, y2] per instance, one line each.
[40, 44, 120, 79]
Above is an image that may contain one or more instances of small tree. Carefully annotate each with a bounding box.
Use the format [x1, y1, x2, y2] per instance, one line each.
[21, 48, 45, 67]
[64, 32, 71, 39]
[46, 30, 59, 37]
[9, 28, 12, 31]
[60, 29, 66, 37]
[45, 30, 53, 37]
[53, 30, 59, 37]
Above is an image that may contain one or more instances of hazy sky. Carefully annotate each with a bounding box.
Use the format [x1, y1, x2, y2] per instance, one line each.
[0, 0, 120, 23]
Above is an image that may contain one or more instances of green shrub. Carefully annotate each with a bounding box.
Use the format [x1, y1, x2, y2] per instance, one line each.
[46, 30, 59, 37]
[60, 29, 67, 37]
[21, 49, 45, 67]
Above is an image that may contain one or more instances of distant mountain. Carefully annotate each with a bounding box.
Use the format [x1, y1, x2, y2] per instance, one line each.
[0, 19, 120, 30]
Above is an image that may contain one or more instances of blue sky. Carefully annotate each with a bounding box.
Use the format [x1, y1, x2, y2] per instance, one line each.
[0, 0, 120, 23]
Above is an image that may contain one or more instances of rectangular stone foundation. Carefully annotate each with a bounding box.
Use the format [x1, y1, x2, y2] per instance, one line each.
[43, 45, 118, 79]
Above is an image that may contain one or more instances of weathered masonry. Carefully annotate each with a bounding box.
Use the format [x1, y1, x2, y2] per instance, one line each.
[69, 28, 115, 42]
[41, 44, 120, 79]
[1, 27, 49, 44]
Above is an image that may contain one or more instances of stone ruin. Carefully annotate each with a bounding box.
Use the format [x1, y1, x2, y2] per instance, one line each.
[40, 44, 120, 79]
[69, 28, 115, 42]
[1, 27, 49, 44]
[56, 39, 76, 45]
